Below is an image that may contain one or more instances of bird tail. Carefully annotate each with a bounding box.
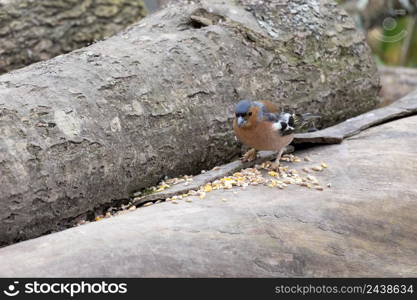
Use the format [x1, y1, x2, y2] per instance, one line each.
[293, 113, 321, 131]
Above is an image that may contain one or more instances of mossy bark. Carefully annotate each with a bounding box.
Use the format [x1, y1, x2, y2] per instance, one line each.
[0, 0, 147, 75]
[0, 0, 380, 246]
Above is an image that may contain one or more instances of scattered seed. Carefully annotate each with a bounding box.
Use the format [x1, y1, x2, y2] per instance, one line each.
[268, 171, 279, 177]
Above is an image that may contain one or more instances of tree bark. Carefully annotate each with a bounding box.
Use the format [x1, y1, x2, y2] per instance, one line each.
[0, 0, 147, 75]
[1, 113, 416, 277]
[0, 0, 380, 246]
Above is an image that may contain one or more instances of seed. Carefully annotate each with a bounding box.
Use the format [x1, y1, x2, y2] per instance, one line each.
[312, 166, 323, 172]
[203, 185, 212, 192]
[268, 171, 278, 177]
[304, 157, 312, 162]
[302, 167, 310, 173]
[143, 202, 152, 207]
[185, 198, 193, 203]
[315, 186, 324, 191]
[224, 183, 233, 189]
[306, 175, 319, 183]
[171, 200, 179, 204]
[321, 162, 328, 168]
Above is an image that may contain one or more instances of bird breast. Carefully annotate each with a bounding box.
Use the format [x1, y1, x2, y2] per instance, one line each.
[234, 121, 294, 151]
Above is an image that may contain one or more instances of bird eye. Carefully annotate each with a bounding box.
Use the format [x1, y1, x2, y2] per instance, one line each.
[248, 112, 252, 116]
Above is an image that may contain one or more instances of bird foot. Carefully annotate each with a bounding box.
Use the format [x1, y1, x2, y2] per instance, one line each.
[241, 148, 258, 162]
[269, 161, 280, 171]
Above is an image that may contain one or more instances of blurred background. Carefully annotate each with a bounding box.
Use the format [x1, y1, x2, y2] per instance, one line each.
[338, 0, 417, 67]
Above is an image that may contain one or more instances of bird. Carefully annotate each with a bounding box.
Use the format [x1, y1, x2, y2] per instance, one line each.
[233, 99, 319, 169]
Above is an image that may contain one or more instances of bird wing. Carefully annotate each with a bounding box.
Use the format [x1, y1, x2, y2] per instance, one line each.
[252, 101, 280, 121]
[259, 100, 280, 113]
[254, 100, 321, 134]
[250, 101, 290, 134]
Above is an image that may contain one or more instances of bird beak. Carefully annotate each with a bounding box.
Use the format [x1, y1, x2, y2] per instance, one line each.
[237, 116, 245, 127]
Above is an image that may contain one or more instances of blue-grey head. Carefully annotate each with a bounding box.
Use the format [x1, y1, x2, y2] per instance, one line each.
[234, 99, 253, 128]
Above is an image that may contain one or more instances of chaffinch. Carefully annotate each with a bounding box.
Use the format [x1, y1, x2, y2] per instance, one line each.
[233, 99, 318, 169]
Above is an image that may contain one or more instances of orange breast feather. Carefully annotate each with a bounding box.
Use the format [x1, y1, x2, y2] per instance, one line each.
[234, 119, 294, 151]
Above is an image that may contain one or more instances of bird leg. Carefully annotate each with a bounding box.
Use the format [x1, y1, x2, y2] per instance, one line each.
[241, 148, 258, 162]
[269, 148, 284, 171]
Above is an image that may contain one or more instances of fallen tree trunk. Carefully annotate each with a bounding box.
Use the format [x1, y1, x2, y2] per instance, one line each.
[0, 0, 147, 75]
[378, 65, 417, 107]
[0, 0, 380, 246]
[1, 113, 416, 277]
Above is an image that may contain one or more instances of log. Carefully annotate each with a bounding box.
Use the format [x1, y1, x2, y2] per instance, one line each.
[133, 92, 417, 207]
[0, 0, 147, 75]
[1, 114, 416, 277]
[0, 0, 380, 246]
[378, 65, 417, 107]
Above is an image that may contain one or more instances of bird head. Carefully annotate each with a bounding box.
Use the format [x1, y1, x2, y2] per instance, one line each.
[234, 100, 258, 128]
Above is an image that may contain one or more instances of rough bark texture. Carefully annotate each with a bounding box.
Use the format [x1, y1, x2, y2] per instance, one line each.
[0, 0, 380, 246]
[0, 0, 147, 75]
[1, 114, 416, 277]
